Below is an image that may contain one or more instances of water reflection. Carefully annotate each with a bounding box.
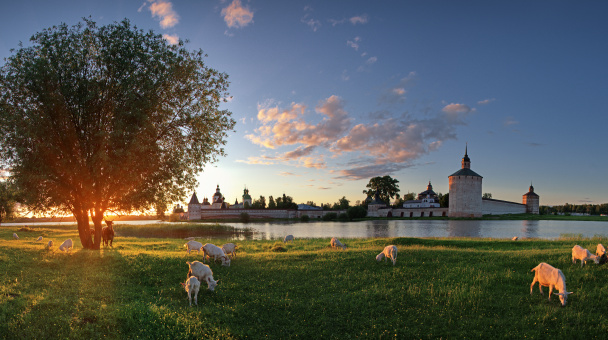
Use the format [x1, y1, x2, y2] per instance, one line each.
[3, 219, 608, 240]
[521, 220, 539, 238]
[448, 220, 481, 238]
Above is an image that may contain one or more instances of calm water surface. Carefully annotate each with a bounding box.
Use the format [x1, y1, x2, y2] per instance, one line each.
[4, 219, 608, 240]
[226, 220, 608, 240]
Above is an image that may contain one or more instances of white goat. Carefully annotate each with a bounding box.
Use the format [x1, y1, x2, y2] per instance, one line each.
[184, 240, 204, 254]
[330, 237, 346, 250]
[13, 233, 18, 240]
[572, 245, 599, 267]
[180, 275, 201, 306]
[46, 240, 54, 250]
[530, 262, 573, 306]
[37, 236, 43, 241]
[376, 245, 398, 266]
[58, 239, 73, 252]
[221, 243, 238, 258]
[596, 243, 606, 257]
[283, 234, 294, 243]
[186, 261, 219, 291]
[202, 243, 231, 266]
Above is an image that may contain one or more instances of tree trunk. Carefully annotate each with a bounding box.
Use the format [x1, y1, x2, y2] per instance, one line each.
[75, 211, 93, 249]
[90, 210, 103, 250]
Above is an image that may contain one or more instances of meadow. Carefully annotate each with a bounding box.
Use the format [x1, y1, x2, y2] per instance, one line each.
[1, 224, 608, 339]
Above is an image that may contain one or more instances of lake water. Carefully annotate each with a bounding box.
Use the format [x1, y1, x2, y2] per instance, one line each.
[4, 219, 608, 240]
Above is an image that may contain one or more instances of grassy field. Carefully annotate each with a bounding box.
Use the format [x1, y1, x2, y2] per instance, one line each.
[2, 225, 608, 339]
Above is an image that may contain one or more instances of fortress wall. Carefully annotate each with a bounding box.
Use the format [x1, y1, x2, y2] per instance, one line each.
[188, 209, 346, 220]
[448, 176, 483, 217]
[382, 208, 449, 218]
[482, 199, 526, 215]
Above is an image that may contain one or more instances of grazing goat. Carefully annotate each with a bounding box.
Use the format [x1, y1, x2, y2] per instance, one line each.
[221, 243, 238, 258]
[530, 262, 573, 306]
[58, 239, 73, 252]
[186, 261, 219, 291]
[376, 245, 398, 266]
[13, 233, 18, 240]
[102, 220, 115, 247]
[572, 245, 599, 267]
[202, 243, 231, 266]
[46, 240, 54, 250]
[330, 237, 346, 250]
[596, 244, 606, 257]
[37, 236, 43, 241]
[283, 234, 294, 243]
[180, 276, 201, 306]
[184, 240, 203, 254]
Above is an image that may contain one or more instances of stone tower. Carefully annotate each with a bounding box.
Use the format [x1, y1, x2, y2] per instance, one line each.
[448, 146, 483, 217]
[188, 192, 202, 220]
[522, 184, 540, 214]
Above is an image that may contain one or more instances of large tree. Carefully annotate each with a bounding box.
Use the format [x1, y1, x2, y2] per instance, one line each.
[0, 19, 235, 249]
[362, 175, 400, 204]
[0, 180, 19, 226]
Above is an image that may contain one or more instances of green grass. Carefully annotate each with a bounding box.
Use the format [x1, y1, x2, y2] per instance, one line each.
[2, 226, 608, 339]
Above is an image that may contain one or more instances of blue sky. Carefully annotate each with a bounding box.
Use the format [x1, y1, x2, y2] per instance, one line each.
[1, 1, 606, 207]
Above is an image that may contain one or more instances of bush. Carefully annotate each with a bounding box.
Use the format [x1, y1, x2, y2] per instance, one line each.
[347, 206, 367, 220]
[338, 213, 349, 221]
[240, 212, 251, 223]
[322, 212, 337, 221]
[300, 215, 310, 222]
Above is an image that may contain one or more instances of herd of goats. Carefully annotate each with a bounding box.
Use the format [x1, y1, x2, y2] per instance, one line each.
[9, 224, 607, 308]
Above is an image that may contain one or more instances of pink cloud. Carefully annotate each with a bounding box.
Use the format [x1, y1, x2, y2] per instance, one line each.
[350, 15, 368, 25]
[148, 0, 179, 28]
[222, 0, 254, 28]
[442, 103, 471, 114]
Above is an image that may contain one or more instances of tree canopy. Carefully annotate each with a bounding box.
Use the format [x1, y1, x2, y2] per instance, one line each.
[363, 175, 400, 204]
[0, 18, 235, 249]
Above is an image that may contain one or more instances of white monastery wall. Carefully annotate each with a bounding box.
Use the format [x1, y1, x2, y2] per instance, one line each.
[481, 198, 526, 215]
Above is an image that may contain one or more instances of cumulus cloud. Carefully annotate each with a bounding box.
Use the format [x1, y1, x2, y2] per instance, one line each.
[347, 37, 361, 51]
[478, 98, 495, 105]
[222, 0, 254, 28]
[442, 103, 472, 114]
[246, 92, 474, 180]
[163, 34, 179, 45]
[504, 117, 519, 126]
[350, 15, 368, 25]
[379, 72, 416, 104]
[246, 96, 351, 150]
[147, 0, 179, 28]
[301, 6, 321, 31]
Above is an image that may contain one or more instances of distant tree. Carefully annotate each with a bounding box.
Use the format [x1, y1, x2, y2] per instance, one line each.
[337, 196, 350, 210]
[0, 181, 19, 226]
[402, 192, 415, 201]
[483, 193, 493, 199]
[362, 176, 400, 205]
[438, 192, 449, 208]
[173, 205, 185, 214]
[251, 195, 266, 209]
[322, 212, 337, 221]
[276, 194, 297, 209]
[306, 201, 316, 207]
[268, 196, 276, 209]
[0, 19, 235, 249]
[347, 206, 367, 220]
[239, 212, 250, 223]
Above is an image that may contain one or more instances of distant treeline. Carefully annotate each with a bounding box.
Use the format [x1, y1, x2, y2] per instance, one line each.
[540, 203, 608, 215]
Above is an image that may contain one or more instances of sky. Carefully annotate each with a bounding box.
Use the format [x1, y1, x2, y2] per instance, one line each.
[1, 0, 607, 207]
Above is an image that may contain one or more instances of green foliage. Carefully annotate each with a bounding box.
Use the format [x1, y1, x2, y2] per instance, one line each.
[347, 206, 367, 220]
[363, 175, 400, 204]
[483, 192, 493, 199]
[250, 196, 266, 209]
[331, 196, 350, 210]
[322, 212, 337, 221]
[300, 214, 310, 222]
[3, 228, 608, 338]
[337, 212, 349, 221]
[267, 196, 276, 209]
[0, 180, 19, 224]
[274, 193, 297, 209]
[438, 192, 449, 208]
[239, 212, 250, 223]
[0, 18, 235, 248]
